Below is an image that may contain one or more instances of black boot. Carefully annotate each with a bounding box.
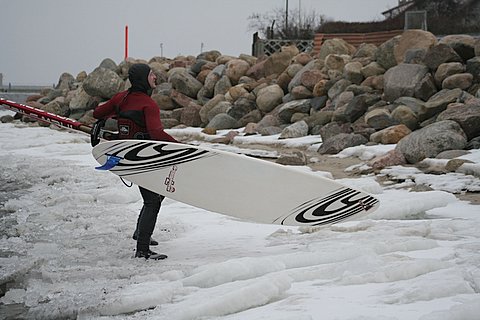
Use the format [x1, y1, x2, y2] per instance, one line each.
[133, 233, 159, 246]
[135, 249, 167, 260]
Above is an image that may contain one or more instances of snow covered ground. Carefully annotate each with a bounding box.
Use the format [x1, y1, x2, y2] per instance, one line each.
[1, 109, 480, 320]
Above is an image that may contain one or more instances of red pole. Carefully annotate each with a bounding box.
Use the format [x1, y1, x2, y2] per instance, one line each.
[125, 25, 128, 60]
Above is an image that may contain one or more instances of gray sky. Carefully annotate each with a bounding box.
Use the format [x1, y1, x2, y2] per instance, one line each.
[0, 0, 398, 85]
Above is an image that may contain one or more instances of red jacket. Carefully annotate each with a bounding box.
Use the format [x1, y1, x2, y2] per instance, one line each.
[93, 90, 177, 143]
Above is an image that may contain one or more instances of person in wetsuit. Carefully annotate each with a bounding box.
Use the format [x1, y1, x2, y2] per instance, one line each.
[93, 63, 178, 260]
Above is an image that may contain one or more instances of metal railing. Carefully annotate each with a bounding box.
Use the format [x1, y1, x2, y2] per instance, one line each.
[252, 38, 313, 57]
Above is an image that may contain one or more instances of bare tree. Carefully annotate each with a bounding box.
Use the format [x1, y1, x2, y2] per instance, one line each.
[248, 6, 329, 40]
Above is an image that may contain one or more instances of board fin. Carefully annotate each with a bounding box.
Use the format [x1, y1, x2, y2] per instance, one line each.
[95, 155, 122, 170]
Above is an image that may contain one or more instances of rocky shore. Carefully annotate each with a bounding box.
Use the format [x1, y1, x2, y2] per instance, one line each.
[4, 29, 480, 171]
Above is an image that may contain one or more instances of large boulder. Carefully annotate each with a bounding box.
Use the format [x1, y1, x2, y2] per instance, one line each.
[375, 35, 402, 70]
[383, 63, 435, 102]
[82, 67, 124, 99]
[200, 65, 225, 98]
[436, 100, 480, 140]
[263, 45, 299, 77]
[394, 30, 438, 64]
[225, 59, 251, 85]
[317, 38, 356, 61]
[168, 68, 203, 99]
[69, 86, 99, 117]
[56, 73, 75, 91]
[256, 84, 284, 113]
[396, 120, 468, 163]
[423, 44, 463, 71]
[439, 34, 478, 61]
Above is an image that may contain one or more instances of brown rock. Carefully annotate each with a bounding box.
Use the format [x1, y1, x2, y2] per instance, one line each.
[442, 73, 473, 90]
[370, 124, 411, 144]
[394, 30, 438, 65]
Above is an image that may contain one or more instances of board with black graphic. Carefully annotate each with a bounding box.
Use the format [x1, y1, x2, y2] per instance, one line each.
[92, 140, 379, 227]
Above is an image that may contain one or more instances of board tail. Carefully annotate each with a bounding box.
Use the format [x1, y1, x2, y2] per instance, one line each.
[0, 98, 92, 134]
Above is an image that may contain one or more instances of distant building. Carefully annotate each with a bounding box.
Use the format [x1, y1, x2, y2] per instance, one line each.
[0, 73, 3, 87]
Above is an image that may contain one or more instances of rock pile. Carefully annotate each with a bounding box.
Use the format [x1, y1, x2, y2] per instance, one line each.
[21, 30, 480, 167]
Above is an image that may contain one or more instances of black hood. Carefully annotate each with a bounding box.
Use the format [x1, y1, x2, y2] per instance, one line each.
[128, 63, 152, 95]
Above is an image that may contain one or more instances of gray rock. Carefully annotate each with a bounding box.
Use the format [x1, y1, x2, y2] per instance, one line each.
[404, 48, 427, 64]
[353, 43, 378, 59]
[99, 58, 117, 71]
[375, 35, 401, 70]
[434, 62, 466, 86]
[180, 104, 203, 127]
[225, 59, 250, 85]
[83, 67, 123, 99]
[43, 100, 69, 117]
[199, 94, 225, 124]
[423, 43, 463, 71]
[169, 69, 203, 99]
[304, 111, 333, 130]
[263, 45, 299, 77]
[214, 75, 232, 96]
[361, 62, 386, 78]
[437, 100, 480, 140]
[206, 113, 239, 130]
[278, 99, 311, 123]
[325, 54, 347, 72]
[238, 109, 263, 127]
[343, 61, 364, 84]
[201, 65, 225, 98]
[333, 94, 377, 123]
[328, 79, 352, 101]
[467, 137, 480, 149]
[256, 84, 284, 113]
[276, 151, 307, 166]
[318, 133, 368, 154]
[258, 126, 283, 136]
[279, 120, 309, 139]
[440, 34, 477, 61]
[383, 63, 431, 102]
[288, 59, 322, 92]
[391, 105, 419, 130]
[319, 122, 352, 142]
[436, 150, 470, 159]
[207, 101, 232, 123]
[1, 115, 14, 123]
[227, 97, 257, 120]
[318, 38, 355, 61]
[56, 73, 75, 91]
[466, 56, 480, 83]
[418, 88, 463, 122]
[393, 96, 425, 114]
[365, 108, 397, 130]
[396, 120, 468, 163]
[69, 86, 95, 111]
